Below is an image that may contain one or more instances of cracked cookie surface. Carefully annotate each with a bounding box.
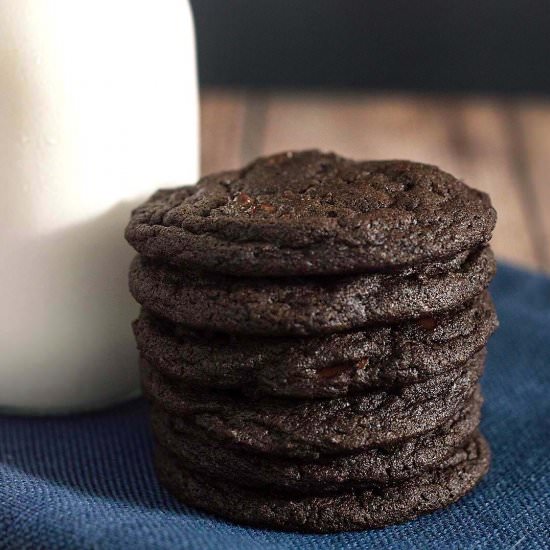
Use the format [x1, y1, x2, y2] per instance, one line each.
[126, 150, 496, 276]
[142, 351, 484, 459]
[134, 292, 496, 398]
[129, 246, 495, 335]
[151, 389, 482, 493]
[155, 432, 490, 533]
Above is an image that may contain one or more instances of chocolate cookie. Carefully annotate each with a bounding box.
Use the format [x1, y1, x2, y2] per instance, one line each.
[142, 351, 484, 459]
[152, 389, 482, 493]
[155, 432, 490, 533]
[126, 151, 496, 277]
[129, 246, 495, 336]
[135, 292, 496, 398]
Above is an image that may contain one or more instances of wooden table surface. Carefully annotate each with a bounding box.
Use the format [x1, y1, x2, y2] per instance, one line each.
[200, 89, 550, 273]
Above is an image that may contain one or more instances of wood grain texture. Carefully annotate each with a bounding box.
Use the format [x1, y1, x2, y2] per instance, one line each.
[200, 90, 550, 272]
[514, 102, 550, 271]
[200, 89, 247, 174]
[445, 100, 539, 269]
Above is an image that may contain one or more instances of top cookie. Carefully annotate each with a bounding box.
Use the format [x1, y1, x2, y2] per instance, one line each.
[126, 150, 496, 276]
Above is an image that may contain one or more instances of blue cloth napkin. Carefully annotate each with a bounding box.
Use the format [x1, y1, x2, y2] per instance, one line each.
[1, 263, 549, 550]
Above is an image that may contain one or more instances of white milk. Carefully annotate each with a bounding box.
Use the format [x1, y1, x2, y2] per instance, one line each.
[0, 0, 199, 412]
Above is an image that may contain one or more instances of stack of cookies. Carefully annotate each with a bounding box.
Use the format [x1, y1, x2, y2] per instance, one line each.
[126, 151, 498, 533]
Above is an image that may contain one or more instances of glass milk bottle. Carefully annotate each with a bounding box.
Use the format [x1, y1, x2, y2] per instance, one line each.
[0, 0, 199, 412]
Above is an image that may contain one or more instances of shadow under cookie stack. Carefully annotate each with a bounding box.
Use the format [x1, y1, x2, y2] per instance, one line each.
[126, 151, 498, 533]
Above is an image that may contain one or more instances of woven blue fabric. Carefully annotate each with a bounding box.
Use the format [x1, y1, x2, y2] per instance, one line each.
[1, 263, 549, 550]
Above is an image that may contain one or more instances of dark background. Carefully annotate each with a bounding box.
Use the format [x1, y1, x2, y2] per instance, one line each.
[190, 0, 550, 94]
